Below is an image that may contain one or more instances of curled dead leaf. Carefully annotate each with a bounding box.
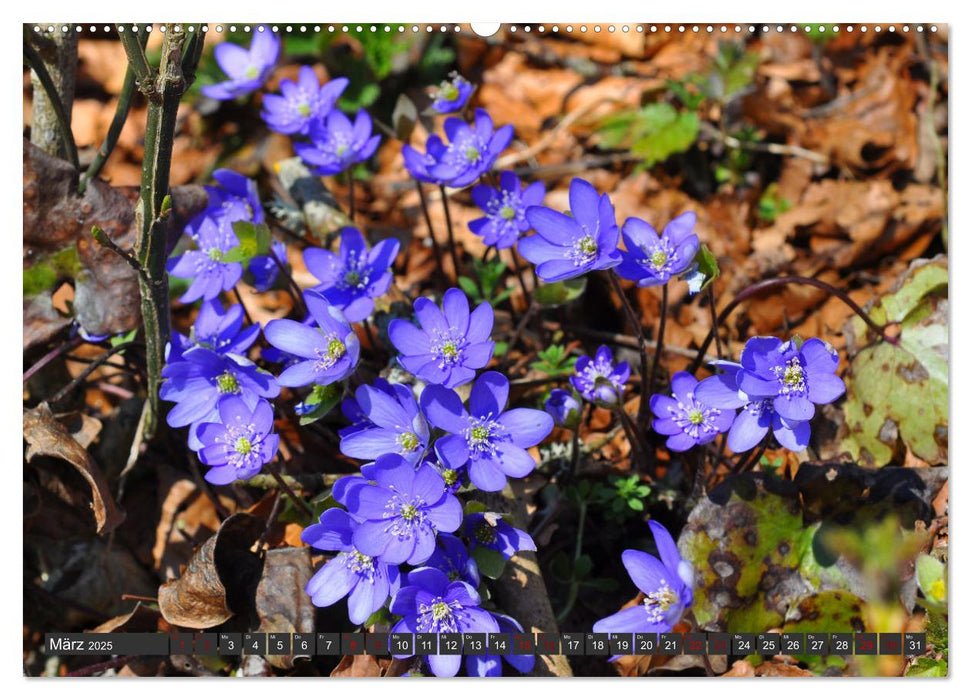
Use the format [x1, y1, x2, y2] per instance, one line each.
[23, 402, 123, 534]
[158, 513, 265, 630]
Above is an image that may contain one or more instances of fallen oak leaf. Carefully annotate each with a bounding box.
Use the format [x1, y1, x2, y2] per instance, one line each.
[158, 513, 265, 630]
[23, 402, 124, 535]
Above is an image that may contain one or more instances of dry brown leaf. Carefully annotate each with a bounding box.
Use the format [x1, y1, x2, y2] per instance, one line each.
[23, 402, 124, 534]
[157, 513, 265, 630]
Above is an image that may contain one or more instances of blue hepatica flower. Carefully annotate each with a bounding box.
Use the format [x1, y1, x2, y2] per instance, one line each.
[390, 567, 499, 677]
[339, 381, 429, 464]
[521, 177, 622, 282]
[303, 508, 401, 625]
[650, 371, 734, 452]
[593, 520, 694, 634]
[263, 291, 360, 388]
[169, 170, 264, 303]
[696, 359, 813, 452]
[294, 109, 381, 176]
[261, 66, 348, 135]
[544, 388, 582, 428]
[731, 336, 846, 424]
[160, 347, 280, 429]
[617, 212, 699, 287]
[246, 239, 288, 293]
[571, 345, 630, 405]
[338, 454, 463, 565]
[195, 396, 279, 484]
[469, 171, 546, 250]
[466, 612, 535, 677]
[402, 108, 513, 188]
[201, 27, 280, 101]
[464, 512, 536, 560]
[338, 377, 395, 438]
[425, 533, 480, 588]
[420, 371, 553, 492]
[304, 227, 400, 323]
[429, 72, 474, 115]
[167, 217, 244, 303]
[389, 288, 494, 389]
[167, 299, 260, 363]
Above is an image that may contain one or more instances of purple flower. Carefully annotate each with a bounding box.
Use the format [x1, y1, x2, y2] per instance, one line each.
[571, 345, 630, 405]
[650, 371, 734, 452]
[167, 217, 244, 303]
[160, 347, 280, 429]
[167, 299, 260, 363]
[389, 567, 499, 677]
[294, 109, 381, 176]
[469, 171, 546, 250]
[402, 109, 513, 188]
[617, 212, 699, 287]
[338, 377, 395, 438]
[388, 288, 494, 388]
[463, 512, 536, 560]
[695, 360, 811, 452]
[429, 72, 474, 114]
[466, 612, 534, 677]
[593, 520, 694, 634]
[339, 381, 429, 464]
[201, 27, 280, 101]
[303, 508, 401, 625]
[304, 227, 400, 323]
[192, 169, 265, 232]
[730, 336, 846, 424]
[261, 66, 348, 135]
[246, 240, 288, 293]
[339, 454, 463, 565]
[195, 396, 279, 484]
[425, 533, 480, 587]
[263, 291, 360, 388]
[520, 178, 622, 282]
[420, 371, 553, 492]
[544, 388, 582, 428]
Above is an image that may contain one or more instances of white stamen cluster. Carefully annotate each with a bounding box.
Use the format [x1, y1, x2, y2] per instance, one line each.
[314, 333, 346, 372]
[568, 233, 599, 267]
[430, 329, 465, 369]
[773, 356, 807, 395]
[669, 393, 721, 439]
[342, 549, 376, 581]
[465, 417, 501, 456]
[643, 579, 679, 624]
[417, 597, 464, 633]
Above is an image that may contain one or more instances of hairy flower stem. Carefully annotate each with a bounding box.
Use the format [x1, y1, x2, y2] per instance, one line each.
[646, 283, 669, 421]
[706, 285, 723, 360]
[506, 248, 533, 314]
[556, 498, 587, 623]
[689, 275, 899, 376]
[232, 287, 254, 326]
[414, 181, 445, 281]
[608, 272, 651, 429]
[265, 462, 315, 520]
[615, 404, 651, 473]
[121, 24, 203, 439]
[569, 427, 582, 478]
[23, 335, 83, 384]
[438, 185, 462, 280]
[270, 249, 308, 318]
[47, 341, 140, 405]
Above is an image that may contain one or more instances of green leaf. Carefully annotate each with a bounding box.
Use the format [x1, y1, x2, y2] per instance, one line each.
[472, 547, 506, 580]
[683, 244, 720, 295]
[463, 500, 488, 515]
[916, 553, 947, 606]
[598, 102, 699, 168]
[223, 221, 272, 264]
[841, 257, 948, 466]
[110, 328, 138, 348]
[905, 657, 948, 677]
[457, 276, 480, 299]
[534, 277, 587, 308]
[298, 383, 343, 426]
[681, 478, 850, 631]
